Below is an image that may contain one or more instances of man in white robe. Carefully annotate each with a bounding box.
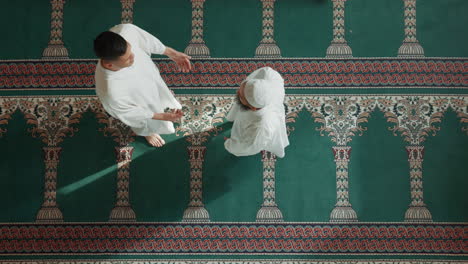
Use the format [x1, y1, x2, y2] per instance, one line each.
[94, 24, 191, 147]
[224, 67, 290, 158]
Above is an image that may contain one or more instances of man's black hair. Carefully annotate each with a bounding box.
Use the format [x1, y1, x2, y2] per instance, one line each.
[93, 31, 127, 61]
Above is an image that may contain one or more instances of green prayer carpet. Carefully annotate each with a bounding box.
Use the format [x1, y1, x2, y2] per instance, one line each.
[0, 0, 467, 263]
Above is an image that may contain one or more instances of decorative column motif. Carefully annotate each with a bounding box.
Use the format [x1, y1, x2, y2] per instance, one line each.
[256, 151, 283, 222]
[109, 146, 136, 222]
[185, 0, 210, 58]
[36, 147, 63, 222]
[460, 113, 468, 134]
[42, 0, 69, 59]
[379, 96, 450, 222]
[0, 101, 15, 138]
[95, 111, 137, 222]
[121, 0, 136, 24]
[329, 146, 357, 222]
[306, 96, 377, 222]
[19, 98, 82, 222]
[449, 97, 468, 135]
[177, 96, 233, 222]
[326, 0, 352, 58]
[398, 0, 424, 57]
[255, 0, 281, 58]
[183, 140, 209, 222]
[404, 146, 432, 222]
[259, 96, 306, 222]
[284, 96, 306, 136]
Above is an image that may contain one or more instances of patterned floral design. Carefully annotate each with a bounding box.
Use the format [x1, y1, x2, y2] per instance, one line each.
[176, 96, 234, 222]
[306, 96, 375, 146]
[448, 97, 468, 135]
[1, 59, 466, 89]
[98, 115, 136, 147]
[0, 261, 466, 264]
[0, 97, 136, 223]
[74, 99, 137, 222]
[0, 95, 466, 225]
[177, 96, 233, 145]
[378, 96, 449, 145]
[377, 96, 452, 222]
[284, 96, 305, 136]
[0, 224, 465, 254]
[309, 97, 370, 221]
[0, 100, 15, 137]
[17, 98, 77, 146]
[282, 95, 467, 222]
[19, 97, 84, 222]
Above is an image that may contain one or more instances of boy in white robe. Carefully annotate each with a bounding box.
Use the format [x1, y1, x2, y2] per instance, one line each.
[94, 24, 191, 147]
[224, 67, 290, 158]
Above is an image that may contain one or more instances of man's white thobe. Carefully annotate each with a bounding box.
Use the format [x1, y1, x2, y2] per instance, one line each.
[224, 67, 290, 158]
[95, 24, 181, 136]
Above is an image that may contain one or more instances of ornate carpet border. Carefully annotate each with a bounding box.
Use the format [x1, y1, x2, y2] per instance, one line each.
[1, 58, 467, 90]
[0, 260, 467, 264]
[0, 224, 466, 255]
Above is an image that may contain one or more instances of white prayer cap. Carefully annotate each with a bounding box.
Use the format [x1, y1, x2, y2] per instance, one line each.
[243, 79, 272, 108]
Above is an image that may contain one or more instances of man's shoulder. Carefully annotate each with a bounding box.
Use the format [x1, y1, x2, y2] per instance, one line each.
[109, 23, 139, 33]
[109, 24, 141, 44]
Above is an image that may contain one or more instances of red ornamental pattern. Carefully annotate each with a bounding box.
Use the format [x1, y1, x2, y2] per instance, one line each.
[0, 63, 95, 75]
[0, 60, 466, 89]
[0, 224, 465, 254]
[1, 61, 465, 75]
[0, 75, 95, 88]
[0, 239, 465, 254]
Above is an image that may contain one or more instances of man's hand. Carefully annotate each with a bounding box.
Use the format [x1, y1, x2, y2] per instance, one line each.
[163, 47, 192, 73]
[164, 109, 184, 122]
[152, 109, 184, 122]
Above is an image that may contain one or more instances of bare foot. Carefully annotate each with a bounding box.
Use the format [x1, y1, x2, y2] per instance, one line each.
[145, 134, 166, 147]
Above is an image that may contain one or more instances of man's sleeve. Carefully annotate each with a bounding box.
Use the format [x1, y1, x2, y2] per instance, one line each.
[107, 96, 154, 129]
[126, 24, 166, 55]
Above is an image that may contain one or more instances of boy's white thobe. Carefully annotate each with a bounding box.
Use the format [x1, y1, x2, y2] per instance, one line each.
[224, 67, 290, 158]
[95, 24, 181, 136]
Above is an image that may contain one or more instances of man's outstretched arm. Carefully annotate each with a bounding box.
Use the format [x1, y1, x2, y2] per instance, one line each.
[164, 47, 192, 73]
